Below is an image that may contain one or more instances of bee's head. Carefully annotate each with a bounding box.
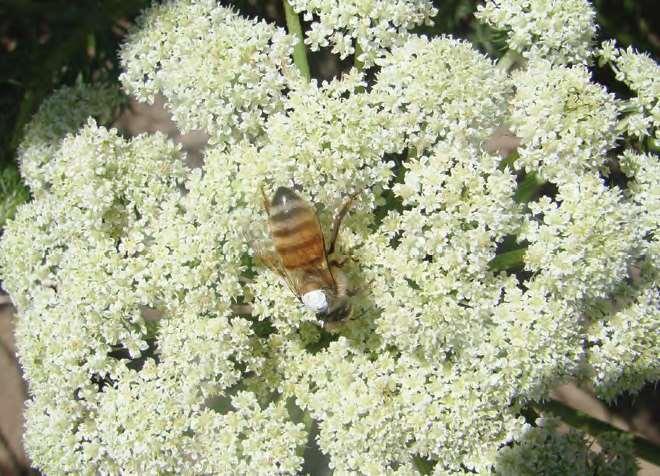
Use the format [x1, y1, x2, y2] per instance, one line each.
[301, 288, 349, 324]
[299, 269, 348, 317]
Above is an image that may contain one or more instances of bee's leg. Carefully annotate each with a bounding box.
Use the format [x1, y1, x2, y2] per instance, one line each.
[260, 185, 271, 216]
[327, 192, 358, 256]
[347, 277, 374, 297]
[329, 250, 362, 269]
[330, 266, 349, 298]
[328, 257, 348, 268]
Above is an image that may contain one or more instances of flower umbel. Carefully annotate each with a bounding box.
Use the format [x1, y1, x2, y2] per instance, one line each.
[598, 42, 660, 141]
[476, 0, 597, 65]
[287, 0, 437, 67]
[119, 0, 299, 147]
[1, 0, 658, 474]
[509, 60, 618, 184]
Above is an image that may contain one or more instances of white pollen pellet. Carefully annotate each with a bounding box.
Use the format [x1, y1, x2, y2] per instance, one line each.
[301, 290, 328, 313]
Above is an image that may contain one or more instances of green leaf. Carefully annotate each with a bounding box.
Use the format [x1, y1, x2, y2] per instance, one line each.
[514, 172, 544, 203]
[488, 248, 525, 272]
[0, 163, 29, 225]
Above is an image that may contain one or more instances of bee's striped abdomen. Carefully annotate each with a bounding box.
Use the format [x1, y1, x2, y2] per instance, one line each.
[268, 187, 326, 270]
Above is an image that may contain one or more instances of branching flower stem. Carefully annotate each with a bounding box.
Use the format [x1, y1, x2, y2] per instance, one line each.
[536, 400, 660, 467]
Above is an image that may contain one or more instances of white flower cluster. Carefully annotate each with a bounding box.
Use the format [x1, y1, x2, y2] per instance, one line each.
[520, 174, 641, 304]
[287, 0, 437, 67]
[599, 41, 660, 141]
[476, 0, 597, 65]
[509, 60, 618, 184]
[585, 260, 660, 402]
[367, 145, 522, 361]
[277, 284, 586, 472]
[240, 71, 404, 212]
[619, 150, 660, 258]
[281, 338, 530, 473]
[1, 1, 657, 473]
[235, 39, 587, 472]
[119, 0, 299, 146]
[1, 120, 307, 473]
[496, 417, 637, 475]
[582, 150, 660, 401]
[17, 82, 123, 195]
[372, 36, 510, 152]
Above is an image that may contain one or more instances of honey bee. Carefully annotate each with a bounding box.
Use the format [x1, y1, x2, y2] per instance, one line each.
[259, 186, 356, 324]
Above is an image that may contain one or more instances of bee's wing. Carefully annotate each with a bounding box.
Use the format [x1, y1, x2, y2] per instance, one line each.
[306, 257, 338, 292]
[255, 248, 304, 300]
[257, 241, 337, 299]
[295, 195, 338, 292]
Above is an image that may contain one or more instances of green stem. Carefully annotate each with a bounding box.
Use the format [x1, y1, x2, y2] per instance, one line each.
[538, 399, 660, 466]
[353, 42, 366, 94]
[282, 0, 310, 81]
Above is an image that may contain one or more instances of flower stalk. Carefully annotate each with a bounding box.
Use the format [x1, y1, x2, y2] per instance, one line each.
[283, 0, 310, 81]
